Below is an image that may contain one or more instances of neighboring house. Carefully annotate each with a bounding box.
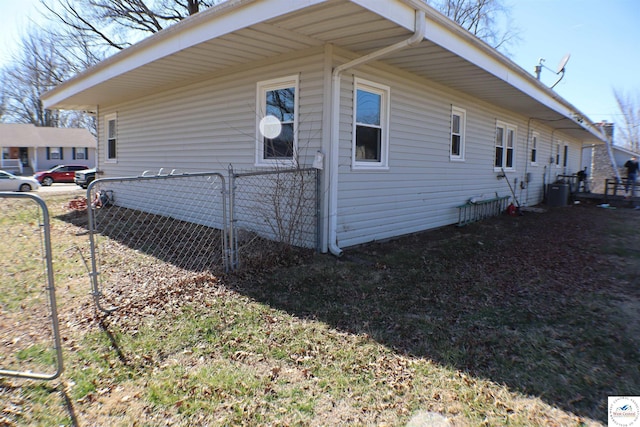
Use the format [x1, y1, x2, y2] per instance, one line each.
[41, 0, 606, 254]
[585, 121, 640, 194]
[593, 143, 639, 193]
[0, 124, 96, 175]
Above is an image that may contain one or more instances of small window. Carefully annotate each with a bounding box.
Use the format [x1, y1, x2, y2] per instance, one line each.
[73, 147, 87, 160]
[2, 148, 9, 159]
[563, 144, 569, 167]
[49, 147, 61, 160]
[555, 142, 560, 165]
[450, 106, 466, 161]
[256, 75, 298, 165]
[495, 121, 516, 170]
[353, 78, 390, 169]
[106, 114, 117, 161]
[530, 133, 538, 164]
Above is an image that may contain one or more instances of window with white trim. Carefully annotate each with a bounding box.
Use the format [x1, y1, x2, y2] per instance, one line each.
[555, 142, 560, 165]
[256, 75, 298, 165]
[48, 147, 62, 160]
[73, 147, 88, 160]
[450, 106, 466, 160]
[353, 78, 389, 169]
[494, 121, 516, 170]
[563, 144, 569, 167]
[530, 132, 538, 164]
[105, 113, 117, 162]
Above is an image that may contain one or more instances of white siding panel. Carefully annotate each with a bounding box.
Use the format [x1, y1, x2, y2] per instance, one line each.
[98, 51, 326, 178]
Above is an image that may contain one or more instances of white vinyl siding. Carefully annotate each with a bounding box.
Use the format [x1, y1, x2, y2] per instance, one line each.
[91, 46, 587, 251]
[96, 51, 325, 178]
[333, 62, 583, 248]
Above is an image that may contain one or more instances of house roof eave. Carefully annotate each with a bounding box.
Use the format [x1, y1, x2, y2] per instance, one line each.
[40, 0, 606, 144]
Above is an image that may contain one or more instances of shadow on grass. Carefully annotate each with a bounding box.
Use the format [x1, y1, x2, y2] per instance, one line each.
[56, 203, 640, 423]
[56, 206, 227, 274]
[227, 205, 640, 423]
[0, 381, 79, 426]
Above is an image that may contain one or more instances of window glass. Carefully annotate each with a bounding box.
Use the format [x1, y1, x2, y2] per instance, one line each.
[495, 127, 504, 167]
[506, 129, 514, 168]
[264, 122, 294, 159]
[356, 90, 381, 125]
[266, 88, 295, 122]
[355, 126, 381, 161]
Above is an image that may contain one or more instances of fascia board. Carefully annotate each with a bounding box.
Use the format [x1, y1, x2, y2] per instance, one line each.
[42, 0, 328, 109]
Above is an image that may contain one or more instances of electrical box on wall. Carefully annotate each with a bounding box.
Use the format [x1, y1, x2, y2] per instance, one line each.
[526, 172, 532, 183]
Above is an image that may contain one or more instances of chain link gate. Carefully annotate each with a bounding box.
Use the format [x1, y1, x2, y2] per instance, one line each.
[87, 172, 228, 313]
[0, 193, 63, 380]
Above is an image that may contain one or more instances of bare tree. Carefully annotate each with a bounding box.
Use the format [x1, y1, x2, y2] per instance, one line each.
[1, 30, 68, 126]
[0, 75, 8, 123]
[39, 0, 222, 54]
[0, 27, 96, 133]
[614, 89, 640, 151]
[425, 0, 519, 54]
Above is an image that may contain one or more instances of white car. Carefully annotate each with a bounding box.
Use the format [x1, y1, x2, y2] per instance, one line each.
[0, 170, 40, 192]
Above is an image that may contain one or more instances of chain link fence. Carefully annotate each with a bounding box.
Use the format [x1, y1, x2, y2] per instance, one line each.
[229, 166, 319, 269]
[0, 193, 63, 380]
[86, 167, 319, 313]
[87, 172, 227, 313]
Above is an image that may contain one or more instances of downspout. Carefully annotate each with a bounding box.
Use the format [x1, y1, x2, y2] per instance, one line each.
[328, 9, 426, 256]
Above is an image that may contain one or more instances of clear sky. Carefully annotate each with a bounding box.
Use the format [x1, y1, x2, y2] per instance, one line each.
[507, 0, 640, 125]
[0, 0, 638, 126]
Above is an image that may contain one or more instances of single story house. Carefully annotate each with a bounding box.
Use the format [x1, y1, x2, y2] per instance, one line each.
[41, 0, 606, 254]
[0, 124, 96, 175]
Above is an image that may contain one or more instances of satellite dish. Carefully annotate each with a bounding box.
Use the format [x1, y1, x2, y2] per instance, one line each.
[550, 53, 571, 89]
[556, 53, 571, 74]
[535, 53, 571, 89]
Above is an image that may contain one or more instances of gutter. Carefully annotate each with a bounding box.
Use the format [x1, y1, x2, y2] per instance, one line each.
[327, 9, 426, 257]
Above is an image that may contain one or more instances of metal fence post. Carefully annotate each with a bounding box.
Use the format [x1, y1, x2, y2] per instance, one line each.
[228, 164, 238, 270]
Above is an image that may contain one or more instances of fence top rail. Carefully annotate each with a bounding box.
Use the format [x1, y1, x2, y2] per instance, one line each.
[0, 192, 50, 214]
[232, 167, 317, 179]
[88, 171, 226, 187]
